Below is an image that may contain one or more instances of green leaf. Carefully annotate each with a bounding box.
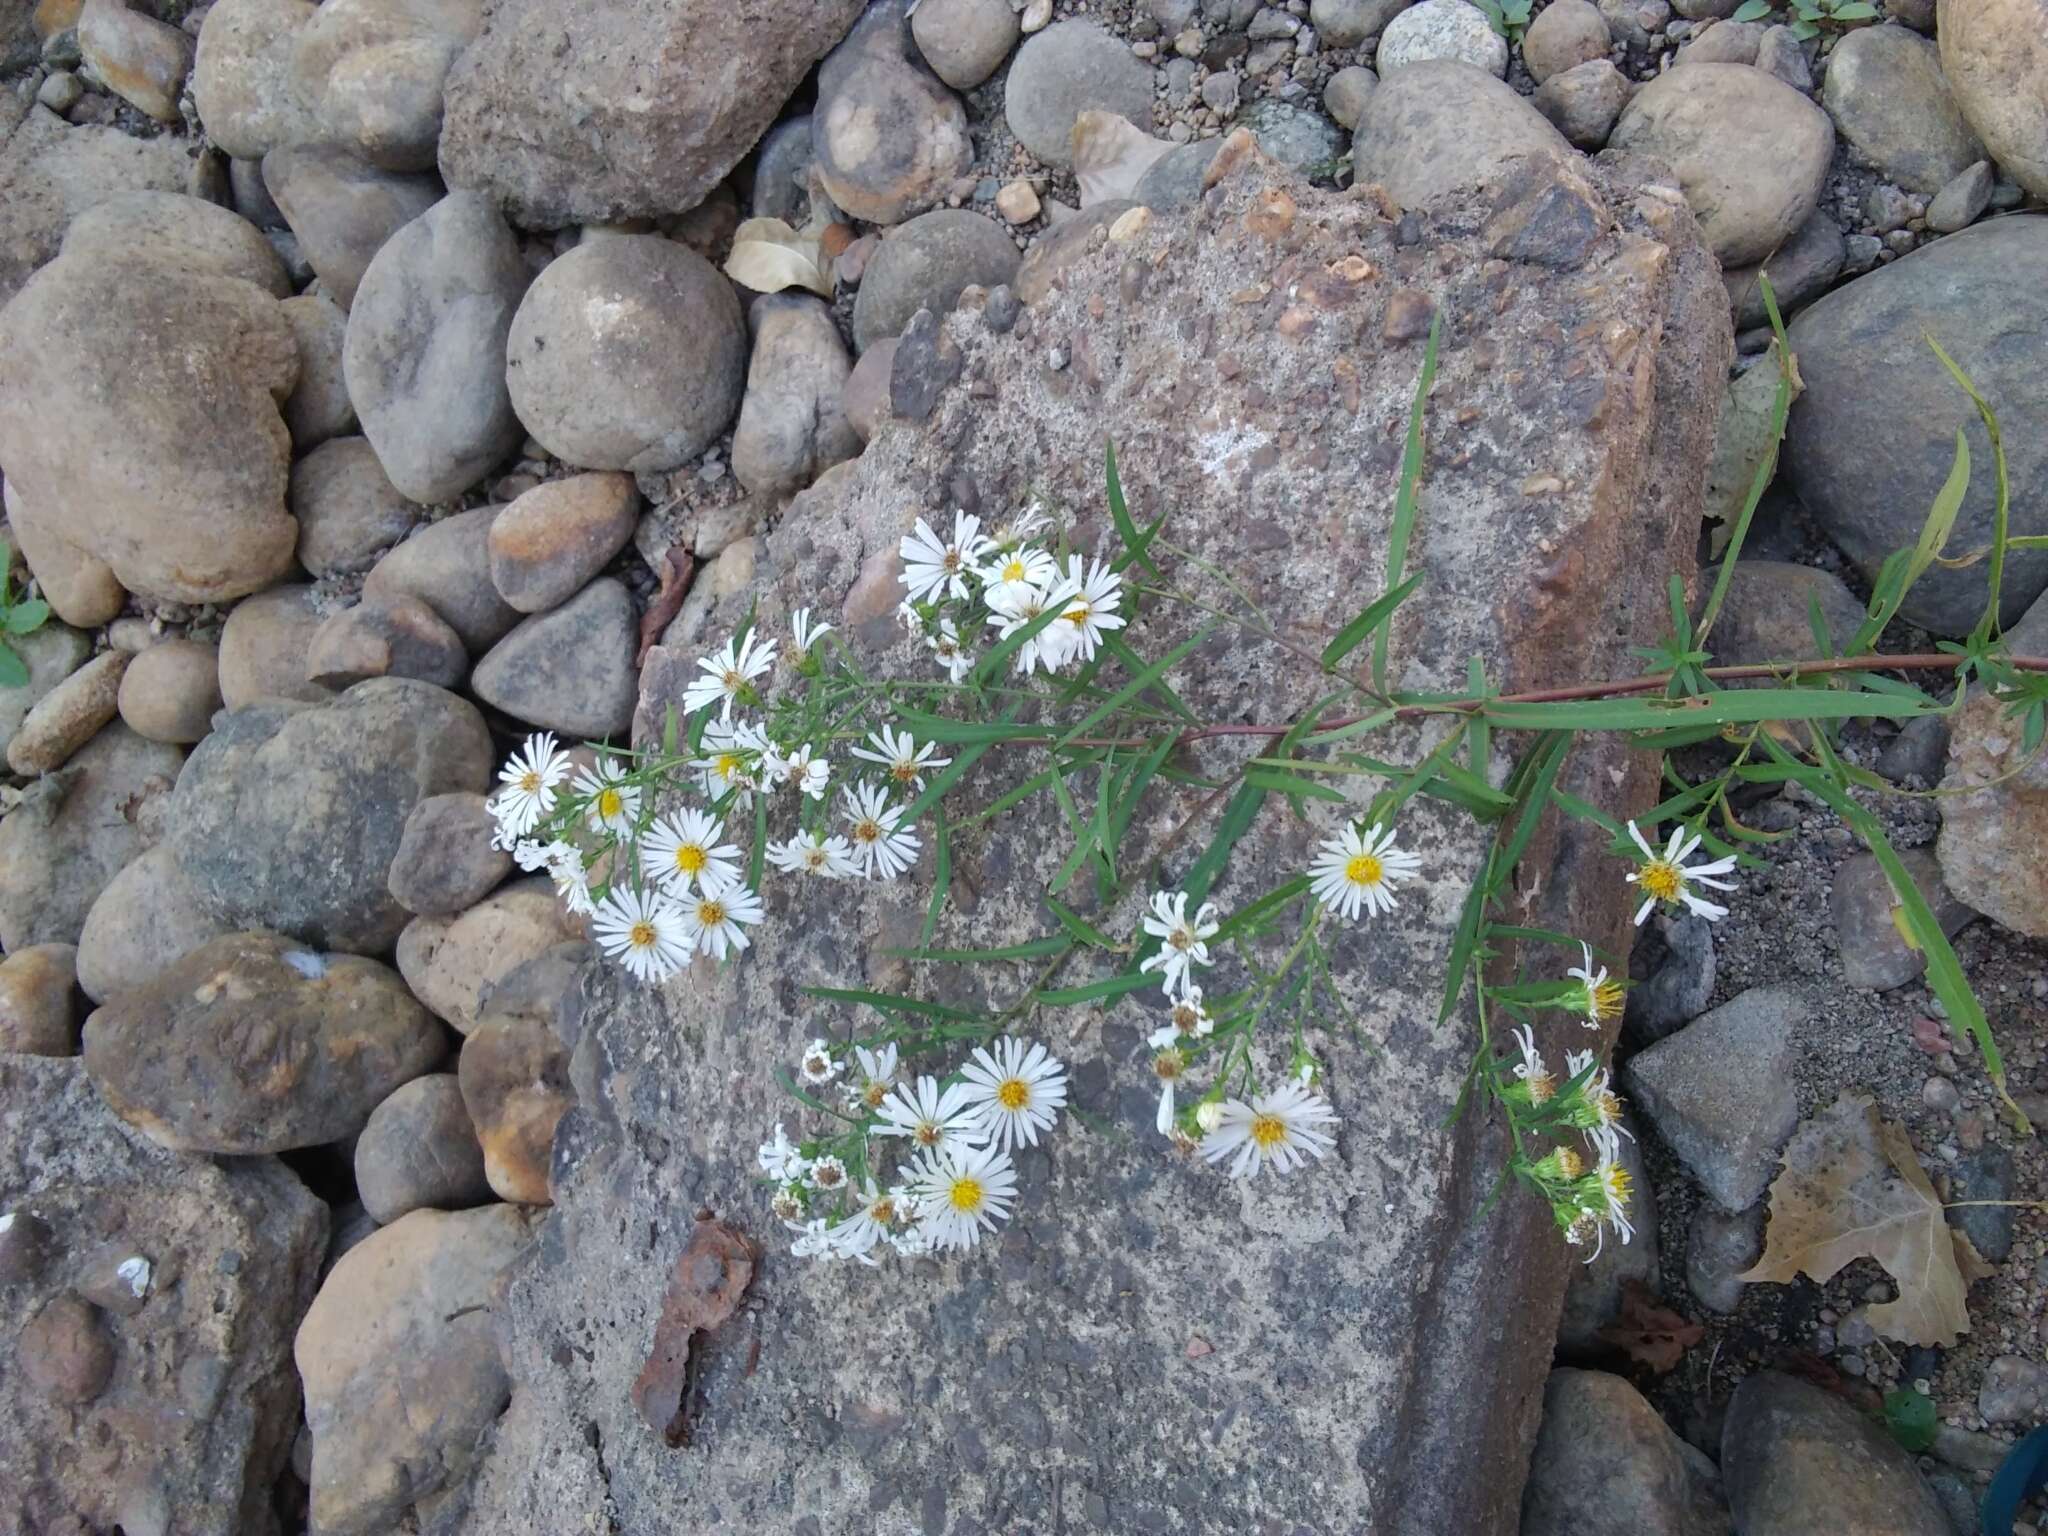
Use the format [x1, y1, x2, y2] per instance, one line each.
[748, 790, 768, 891]
[895, 934, 1073, 963]
[1831, 0, 1879, 16]
[1323, 573, 1424, 671]
[1044, 895, 1118, 950]
[4, 599, 49, 636]
[1926, 336, 2012, 648]
[1883, 1388, 1938, 1454]
[1056, 624, 1214, 748]
[1104, 438, 1163, 579]
[1483, 687, 1935, 731]
[894, 708, 1053, 745]
[1438, 875, 1490, 1024]
[1731, 0, 1772, 16]
[920, 811, 951, 948]
[800, 985, 988, 1022]
[0, 640, 25, 691]
[1374, 315, 1441, 691]
[1102, 630, 1198, 723]
[1037, 970, 1154, 1007]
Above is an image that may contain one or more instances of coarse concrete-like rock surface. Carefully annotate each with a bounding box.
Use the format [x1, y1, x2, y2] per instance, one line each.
[297, 1204, 536, 1535]
[0, 1055, 327, 1536]
[166, 677, 494, 954]
[460, 143, 1730, 1536]
[1785, 215, 2048, 635]
[83, 929, 443, 1153]
[438, 0, 865, 227]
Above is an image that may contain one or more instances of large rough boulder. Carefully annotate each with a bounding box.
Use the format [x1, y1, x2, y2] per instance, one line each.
[460, 141, 1730, 1535]
[1722, 1372, 1952, 1535]
[0, 1055, 327, 1536]
[1937, 590, 2048, 937]
[1938, 0, 2048, 199]
[83, 930, 444, 1153]
[296, 1205, 536, 1535]
[438, 0, 866, 227]
[1785, 215, 2048, 635]
[0, 104, 190, 307]
[290, 0, 482, 172]
[0, 241, 300, 608]
[166, 678, 494, 954]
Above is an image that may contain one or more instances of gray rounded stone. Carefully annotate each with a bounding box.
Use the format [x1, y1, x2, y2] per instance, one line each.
[1323, 65, 1378, 130]
[62, 189, 289, 296]
[1939, 0, 2048, 199]
[1686, 1201, 1762, 1313]
[1005, 20, 1154, 167]
[219, 584, 337, 709]
[362, 505, 522, 653]
[75, 843, 237, 1004]
[192, 0, 321, 160]
[1523, 1370, 1728, 1535]
[289, 435, 425, 577]
[1531, 58, 1633, 150]
[911, 0, 1019, 88]
[262, 142, 442, 308]
[1236, 98, 1347, 176]
[278, 292, 358, 449]
[470, 578, 639, 738]
[289, 0, 482, 173]
[1522, 0, 1609, 83]
[344, 190, 531, 503]
[1785, 214, 2048, 634]
[388, 791, 509, 916]
[1822, 22, 1984, 195]
[1132, 139, 1222, 209]
[812, 6, 973, 224]
[1354, 59, 1572, 212]
[1376, 0, 1508, 76]
[354, 1074, 492, 1223]
[748, 115, 822, 224]
[1720, 207, 1844, 330]
[852, 209, 1021, 353]
[1310, 0, 1411, 47]
[733, 295, 861, 495]
[1609, 62, 1833, 266]
[505, 235, 745, 473]
[1831, 846, 1974, 991]
[1722, 1372, 1953, 1536]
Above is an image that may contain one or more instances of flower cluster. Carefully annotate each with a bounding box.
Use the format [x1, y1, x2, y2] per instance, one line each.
[762, 1034, 1068, 1262]
[1505, 1026, 1638, 1259]
[895, 507, 1126, 680]
[483, 607, 937, 984]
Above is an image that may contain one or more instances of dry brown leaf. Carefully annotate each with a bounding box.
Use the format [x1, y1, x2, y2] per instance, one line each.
[1071, 109, 1176, 207]
[1739, 1091, 1971, 1347]
[723, 216, 832, 297]
[1596, 1280, 1705, 1374]
[631, 1215, 757, 1446]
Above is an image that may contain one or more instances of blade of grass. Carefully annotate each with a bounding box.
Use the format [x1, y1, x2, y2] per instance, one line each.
[1373, 313, 1441, 692]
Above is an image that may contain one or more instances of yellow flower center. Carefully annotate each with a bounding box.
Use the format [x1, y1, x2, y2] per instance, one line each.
[813, 1163, 843, 1187]
[1554, 1146, 1586, 1180]
[1591, 979, 1625, 1021]
[1639, 859, 1683, 902]
[1002, 557, 1026, 582]
[596, 787, 624, 819]
[1603, 1164, 1632, 1204]
[721, 668, 743, 691]
[871, 1197, 897, 1225]
[996, 1078, 1030, 1111]
[1168, 929, 1192, 952]
[1172, 1002, 1200, 1031]
[715, 753, 742, 781]
[628, 920, 656, 949]
[863, 1080, 889, 1109]
[942, 548, 962, 573]
[698, 899, 727, 927]
[1597, 1090, 1624, 1125]
[1153, 1052, 1184, 1081]
[1250, 1113, 1288, 1149]
[1345, 852, 1384, 887]
[518, 770, 541, 793]
[914, 1122, 941, 1147]
[1064, 601, 1091, 627]
[1527, 1071, 1557, 1104]
[948, 1175, 984, 1212]
[853, 819, 880, 844]
[891, 760, 918, 784]
[674, 844, 707, 875]
[803, 847, 828, 871]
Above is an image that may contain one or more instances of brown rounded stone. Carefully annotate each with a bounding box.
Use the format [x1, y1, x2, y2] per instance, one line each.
[219, 585, 337, 710]
[6, 650, 126, 776]
[305, 594, 467, 690]
[0, 943, 83, 1055]
[117, 637, 224, 745]
[20, 1294, 116, 1404]
[387, 791, 510, 916]
[395, 878, 584, 1034]
[458, 1012, 571, 1205]
[486, 472, 639, 614]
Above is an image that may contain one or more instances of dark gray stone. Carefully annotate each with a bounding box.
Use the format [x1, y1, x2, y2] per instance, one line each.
[262, 142, 441, 308]
[1522, 1368, 1732, 1536]
[1130, 138, 1220, 216]
[1876, 713, 1952, 786]
[289, 434, 425, 577]
[1821, 23, 1983, 195]
[1623, 911, 1716, 1043]
[852, 208, 1021, 354]
[168, 678, 494, 953]
[1686, 1200, 1762, 1313]
[1722, 1372, 1952, 1536]
[362, 505, 522, 654]
[1947, 1144, 2014, 1263]
[889, 306, 963, 423]
[1626, 985, 1802, 1210]
[471, 578, 639, 739]
[354, 1073, 492, 1223]
[1235, 97, 1346, 177]
[1785, 215, 2048, 635]
[1720, 209, 1845, 331]
[388, 791, 509, 916]
[1832, 846, 1975, 990]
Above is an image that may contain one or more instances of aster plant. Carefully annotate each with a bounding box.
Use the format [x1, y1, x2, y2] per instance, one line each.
[487, 287, 2045, 1268]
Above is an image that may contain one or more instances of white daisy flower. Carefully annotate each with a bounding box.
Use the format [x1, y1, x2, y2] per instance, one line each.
[841, 783, 920, 880]
[679, 881, 765, 961]
[889, 1220, 939, 1258]
[1167, 983, 1214, 1038]
[770, 1188, 804, 1223]
[790, 607, 833, 660]
[873, 1074, 979, 1153]
[1153, 1047, 1187, 1136]
[905, 1140, 1019, 1252]
[985, 580, 1075, 677]
[1308, 821, 1421, 922]
[973, 543, 1056, 608]
[987, 504, 1048, 550]
[573, 757, 641, 838]
[799, 1039, 842, 1084]
[787, 1217, 840, 1260]
[757, 1122, 807, 1181]
[542, 840, 594, 916]
[1195, 1100, 1224, 1134]
[1581, 1152, 1635, 1257]
[495, 731, 572, 838]
[851, 1042, 901, 1110]
[682, 630, 778, 722]
[1200, 1081, 1339, 1178]
[1625, 821, 1739, 924]
[1138, 890, 1220, 996]
[958, 1036, 1068, 1150]
[832, 1180, 906, 1267]
[1509, 1023, 1556, 1105]
[590, 886, 692, 983]
[927, 618, 975, 683]
[900, 510, 992, 604]
[766, 741, 831, 800]
[764, 830, 859, 879]
[1563, 1049, 1634, 1143]
[510, 837, 552, 873]
[806, 1154, 848, 1193]
[1047, 554, 1126, 665]
[692, 721, 761, 801]
[640, 809, 742, 897]
[1566, 942, 1625, 1027]
[851, 724, 951, 793]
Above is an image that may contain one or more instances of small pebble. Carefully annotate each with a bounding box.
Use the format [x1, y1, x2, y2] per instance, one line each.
[1922, 1076, 1960, 1114]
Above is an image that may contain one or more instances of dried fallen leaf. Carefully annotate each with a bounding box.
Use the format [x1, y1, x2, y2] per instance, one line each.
[1739, 1091, 1971, 1347]
[636, 545, 693, 666]
[1596, 1280, 1705, 1374]
[723, 216, 832, 298]
[631, 1215, 757, 1447]
[1070, 109, 1175, 207]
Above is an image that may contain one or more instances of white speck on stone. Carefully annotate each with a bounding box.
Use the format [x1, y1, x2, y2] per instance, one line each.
[1194, 422, 1271, 478]
[0, 1212, 13, 1233]
[282, 949, 328, 980]
[117, 1255, 152, 1298]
